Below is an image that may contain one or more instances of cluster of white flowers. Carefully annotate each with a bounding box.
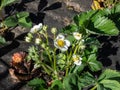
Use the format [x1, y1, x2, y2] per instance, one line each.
[54, 32, 84, 66]
[26, 24, 84, 66]
[25, 23, 43, 44]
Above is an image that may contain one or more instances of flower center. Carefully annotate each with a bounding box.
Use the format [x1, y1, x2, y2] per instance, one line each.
[73, 56, 79, 62]
[75, 33, 81, 37]
[57, 39, 65, 47]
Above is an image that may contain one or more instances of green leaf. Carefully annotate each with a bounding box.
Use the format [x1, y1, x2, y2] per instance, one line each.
[98, 69, 120, 82]
[28, 78, 45, 86]
[3, 16, 18, 27]
[63, 73, 81, 90]
[50, 80, 63, 90]
[73, 8, 119, 36]
[60, 24, 78, 34]
[85, 37, 100, 46]
[16, 12, 29, 18]
[79, 72, 95, 87]
[88, 54, 102, 72]
[66, 35, 75, 44]
[17, 12, 32, 28]
[28, 78, 46, 90]
[97, 84, 110, 90]
[88, 60, 102, 72]
[74, 12, 90, 27]
[18, 17, 32, 28]
[1, 0, 16, 8]
[0, 36, 6, 45]
[87, 16, 119, 36]
[110, 4, 120, 14]
[73, 10, 100, 27]
[70, 64, 85, 74]
[100, 80, 120, 90]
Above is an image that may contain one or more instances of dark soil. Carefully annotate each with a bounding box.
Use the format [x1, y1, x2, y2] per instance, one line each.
[0, 0, 120, 90]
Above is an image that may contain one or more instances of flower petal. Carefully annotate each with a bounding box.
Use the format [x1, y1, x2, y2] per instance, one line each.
[73, 32, 82, 40]
[74, 60, 82, 66]
[54, 40, 59, 48]
[64, 40, 70, 47]
[30, 23, 43, 33]
[59, 46, 68, 51]
[56, 34, 65, 40]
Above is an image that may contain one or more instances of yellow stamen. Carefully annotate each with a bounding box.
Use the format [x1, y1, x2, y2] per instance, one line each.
[57, 39, 65, 47]
[76, 33, 81, 37]
[73, 56, 79, 62]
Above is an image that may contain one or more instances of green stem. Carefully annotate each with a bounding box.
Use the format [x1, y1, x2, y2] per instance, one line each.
[45, 31, 49, 46]
[65, 67, 69, 76]
[45, 48, 53, 66]
[53, 48, 57, 70]
[65, 44, 75, 76]
[90, 84, 98, 90]
[73, 44, 79, 54]
[41, 64, 51, 75]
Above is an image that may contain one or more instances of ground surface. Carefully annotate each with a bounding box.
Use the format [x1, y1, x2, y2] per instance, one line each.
[0, 0, 120, 90]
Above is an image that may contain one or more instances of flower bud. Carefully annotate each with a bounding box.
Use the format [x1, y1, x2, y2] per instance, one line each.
[43, 25, 48, 32]
[41, 43, 46, 48]
[28, 33, 33, 38]
[30, 23, 42, 33]
[25, 37, 31, 42]
[80, 45, 85, 50]
[51, 27, 57, 34]
[35, 38, 41, 45]
[73, 32, 82, 40]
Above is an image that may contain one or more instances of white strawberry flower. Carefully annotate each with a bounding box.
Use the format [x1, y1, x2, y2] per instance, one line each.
[30, 23, 42, 33]
[73, 32, 82, 40]
[72, 55, 82, 66]
[54, 34, 70, 52]
[35, 38, 41, 45]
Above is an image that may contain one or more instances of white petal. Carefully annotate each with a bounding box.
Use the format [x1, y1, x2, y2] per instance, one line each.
[73, 32, 77, 36]
[64, 40, 70, 47]
[54, 40, 59, 48]
[56, 34, 65, 40]
[30, 23, 42, 33]
[38, 23, 42, 28]
[73, 32, 82, 40]
[72, 54, 76, 58]
[74, 60, 82, 66]
[59, 46, 68, 52]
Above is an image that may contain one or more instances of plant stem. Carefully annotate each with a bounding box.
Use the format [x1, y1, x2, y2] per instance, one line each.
[46, 48, 52, 64]
[65, 44, 75, 76]
[53, 48, 57, 70]
[45, 31, 49, 46]
[65, 67, 69, 76]
[90, 84, 98, 90]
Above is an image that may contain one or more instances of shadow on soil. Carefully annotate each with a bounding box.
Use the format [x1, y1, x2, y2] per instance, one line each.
[98, 36, 119, 68]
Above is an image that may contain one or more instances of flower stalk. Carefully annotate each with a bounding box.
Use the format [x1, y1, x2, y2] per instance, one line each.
[90, 84, 98, 90]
